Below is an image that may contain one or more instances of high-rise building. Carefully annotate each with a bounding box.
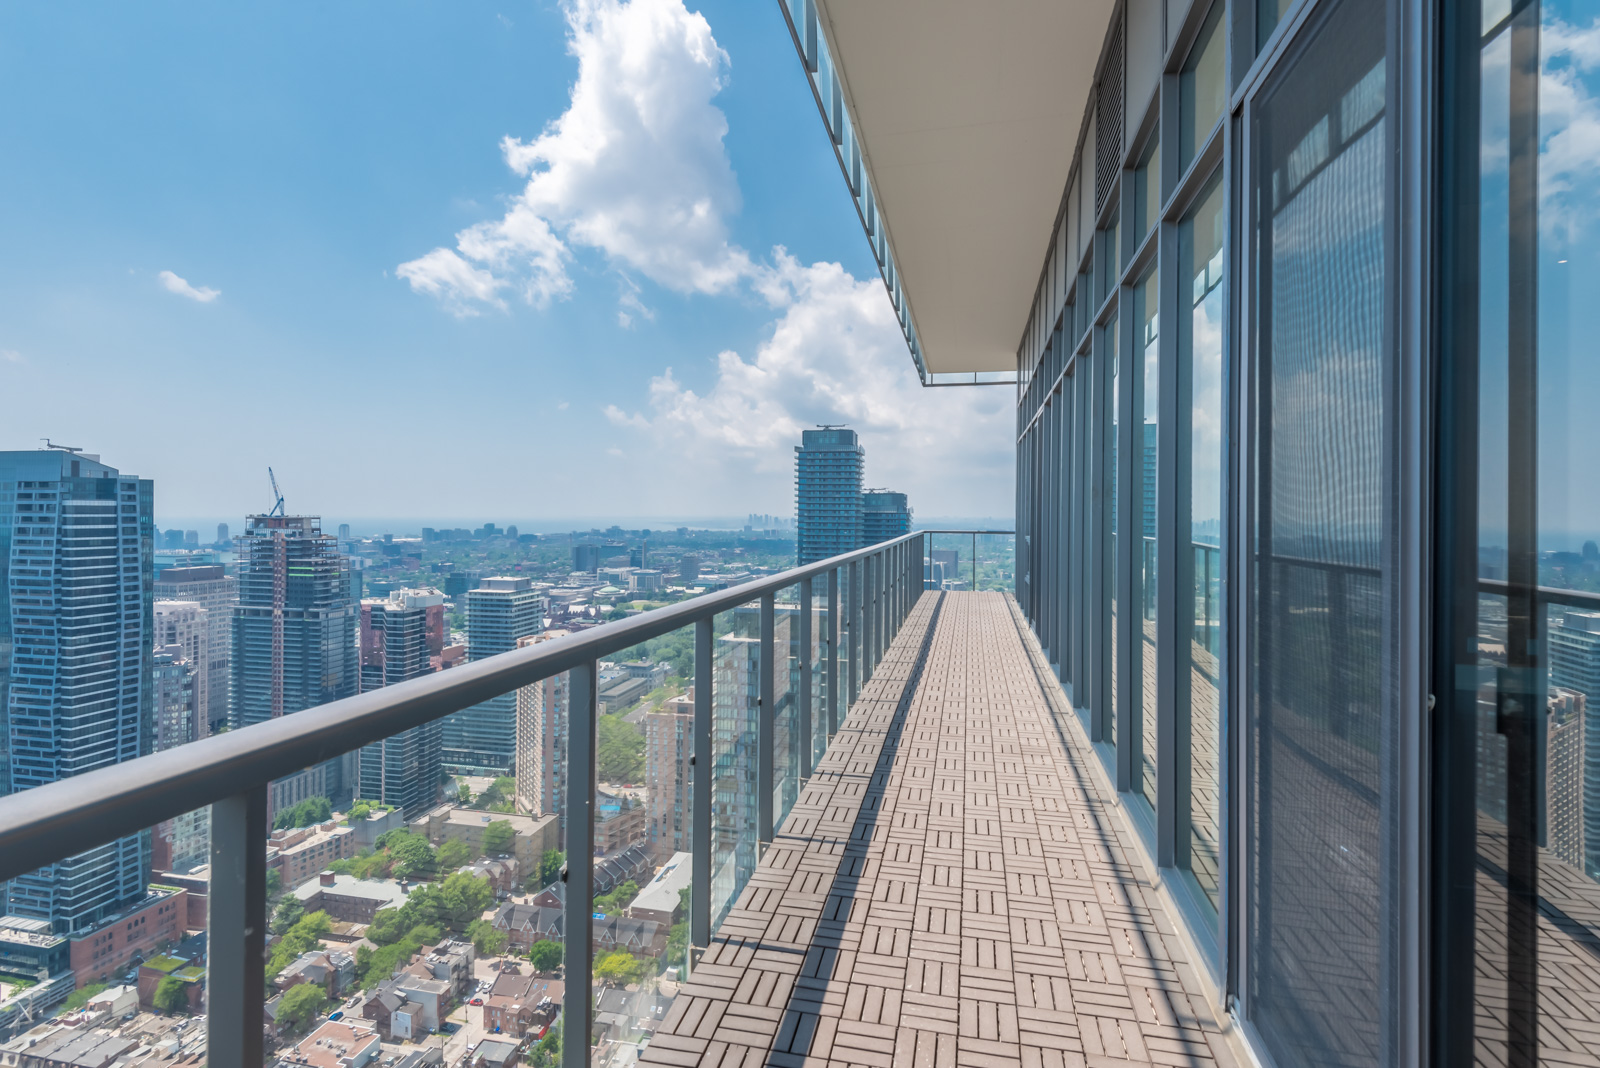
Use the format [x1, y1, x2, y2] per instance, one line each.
[232, 514, 359, 810]
[514, 632, 569, 839]
[644, 690, 694, 864]
[337, 523, 351, 540]
[357, 587, 446, 817]
[215, 522, 229, 546]
[710, 627, 760, 926]
[0, 449, 153, 933]
[149, 642, 209, 876]
[151, 645, 199, 754]
[862, 490, 912, 546]
[1549, 686, 1588, 872]
[155, 566, 236, 735]
[153, 601, 209, 739]
[795, 428, 864, 565]
[1551, 610, 1600, 878]
[572, 544, 601, 573]
[445, 577, 542, 773]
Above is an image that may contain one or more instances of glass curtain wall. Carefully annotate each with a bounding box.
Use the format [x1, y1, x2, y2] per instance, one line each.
[1440, 0, 1600, 1061]
[1244, 0, 1399, 1063]
[1134, 270, 1160, 808]
[1179, 174, 1226, 910]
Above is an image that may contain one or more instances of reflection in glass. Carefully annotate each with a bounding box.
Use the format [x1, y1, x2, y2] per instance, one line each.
[1102, 214, 1121, 297]
[1134, 270, 1159, 806]
[1180, 174, 1225, 908]
[1107, 316, 1120, 746]
[1180, 3, 1226, 173]
[1467, 1, 1600, 1059]
[710, 605, 758, 928]
[1136, 134, 1162, 238]
[1245, 0, 1394, 1061]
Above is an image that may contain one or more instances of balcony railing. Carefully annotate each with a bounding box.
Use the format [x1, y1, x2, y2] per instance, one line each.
[0, 529, 1011, 1068]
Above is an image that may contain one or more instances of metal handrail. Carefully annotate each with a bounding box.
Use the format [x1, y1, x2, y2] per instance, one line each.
[0, 530, 927, 882]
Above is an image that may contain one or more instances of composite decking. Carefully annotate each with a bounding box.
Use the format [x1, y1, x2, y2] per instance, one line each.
[640, 591, 1238, 1068]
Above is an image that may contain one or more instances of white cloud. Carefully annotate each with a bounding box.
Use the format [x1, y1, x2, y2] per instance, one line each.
[1, 349, 24, 365]
[400, 0, 750, 316]
[605, 253, 1014, 515]
[158, 270, 220, 303]
[558, 401, 571, 410]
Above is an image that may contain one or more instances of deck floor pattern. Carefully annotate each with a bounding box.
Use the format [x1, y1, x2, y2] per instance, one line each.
[641, 591, 1232, 1068]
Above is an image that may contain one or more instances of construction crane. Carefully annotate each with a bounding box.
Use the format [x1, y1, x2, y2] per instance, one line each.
[267, 467, 286, 517]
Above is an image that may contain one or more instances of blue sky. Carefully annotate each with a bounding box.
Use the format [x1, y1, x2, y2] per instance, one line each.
[0, 0, 1013, 528]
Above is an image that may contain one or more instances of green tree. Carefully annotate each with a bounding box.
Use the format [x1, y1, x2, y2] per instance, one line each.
[593, 880, 638, 915]
[457, 782, 473, 805]
[61, 982, 107, 1012]
[537, 850, 565, 889]
[528, 940, 562, 973]
[465, 918, 509, 957]
[276, 982, 328, 1030]
[375, 831, 436, 879]
[348, 801, 372, 822]
[356, 922, 442, 988]
[153, 976, 190, 1014]
[265, 911, 333, 982]
[265, 869, 283, 900]
[273, 796, 333, 831]
[593, 951, 645, 988]
[482, 820, 515, 855]
[436, 838, 472, 871]
[597, 715, 645, 782]
[437, 872, 495, 928]
[665, 922, 689, 970]
[272, 896, 305, 935]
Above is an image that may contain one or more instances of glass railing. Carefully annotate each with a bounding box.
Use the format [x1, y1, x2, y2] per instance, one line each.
[0, 531, 972, 1068]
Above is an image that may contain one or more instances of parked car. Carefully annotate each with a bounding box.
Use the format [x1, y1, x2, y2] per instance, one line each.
[469, 998, 484, 1006]
[328, 1011, 344, 1022]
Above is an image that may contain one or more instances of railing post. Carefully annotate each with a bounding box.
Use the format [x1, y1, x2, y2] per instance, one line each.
[692, 617, 713, 948]
[861, 554, 875, 683]
[827, 567, 840, 735]
[207, 786, 266, 1068]
[973, 532, 978, 591]
[848, 559, 860, 705]
[799, 576, 814, 778]
[564, 659, 597, 1068]
[758, 591, 775, 843]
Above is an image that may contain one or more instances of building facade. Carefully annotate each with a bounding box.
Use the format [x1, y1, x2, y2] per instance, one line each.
[514, 632, 568, 835]
[232, 514, 359, 807]
[153, 601, 209, 738]
[794, 428, 864, 564]
[445, 577, 542, 773]
[357, 587, 447, 817]
[644, 694, 693, 865]
[0, 450, 154, 934]
[860, 490, 911, 547]
[150, 645, 199, 753]
[154, 566, 236, 736]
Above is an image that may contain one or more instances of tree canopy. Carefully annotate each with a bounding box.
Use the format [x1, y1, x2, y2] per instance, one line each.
[482, 820, 516, 855]
[537, 850, 565, 889]
[466, 918, 509, 957]
[594, 951, 647, 988]
[153, 977, 190, 1014]
[276, 982, 327, 1030]
[528, 940, 562, 973]
[266, 911, 332, 983]
[597, 715, 644, 782]
[436, 838, 472, 871]
[272, 796, 333, 831]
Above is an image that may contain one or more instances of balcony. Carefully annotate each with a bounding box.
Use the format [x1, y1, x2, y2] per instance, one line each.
[12, 533, 1197, 1068]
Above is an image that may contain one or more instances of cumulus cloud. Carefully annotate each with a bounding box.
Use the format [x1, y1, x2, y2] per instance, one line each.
[399, 0, 750, 316]
[158, 270, 220, 303]
[605, 253, 1014, 514]
[1, 349, 24, 365]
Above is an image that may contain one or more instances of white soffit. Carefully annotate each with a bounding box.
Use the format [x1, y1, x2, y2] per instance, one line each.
[817, 0, 1112, 375]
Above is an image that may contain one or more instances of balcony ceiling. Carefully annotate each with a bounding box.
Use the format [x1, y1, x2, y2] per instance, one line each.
[817, 0, 1112, 375]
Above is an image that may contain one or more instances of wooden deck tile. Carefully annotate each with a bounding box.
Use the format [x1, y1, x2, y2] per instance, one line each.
[642, 592, 1235, 1068]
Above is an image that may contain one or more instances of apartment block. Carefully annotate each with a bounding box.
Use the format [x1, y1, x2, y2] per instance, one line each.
[0, 449, 154, 934]
[154, 565, 236, 736]
[794, 428, 863, 565]
[357, 587, 447, 817]
[644, 692, 693, 865]
[445, 578, 543, 773]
